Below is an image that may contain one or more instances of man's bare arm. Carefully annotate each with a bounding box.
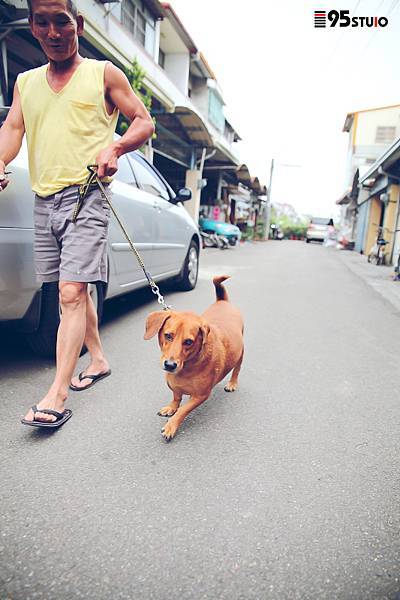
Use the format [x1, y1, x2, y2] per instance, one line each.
[0, 83, 25, 190]
[96, 63, 155, 178]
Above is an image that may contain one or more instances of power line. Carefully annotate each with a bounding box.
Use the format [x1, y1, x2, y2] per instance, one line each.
[360, 0, 399, 54]
[323, 0, 396, 67]
[324, 0, 363, 66]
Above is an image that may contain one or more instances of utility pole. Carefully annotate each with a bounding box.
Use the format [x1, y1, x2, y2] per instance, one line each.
[263, 158, 274, 240]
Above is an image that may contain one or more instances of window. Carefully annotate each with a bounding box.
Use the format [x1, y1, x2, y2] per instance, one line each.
[311, 217, 333, 226]
[130, 155, 170, 200]
[121, 0, 135, 35]
[208, 89, 225, 132]
[136, 10, 145, 45]
[158, 48, 165, 69]
[121, 0, 155, 51]
[115, 154, 138, 186]
[375, 126, 396, 145]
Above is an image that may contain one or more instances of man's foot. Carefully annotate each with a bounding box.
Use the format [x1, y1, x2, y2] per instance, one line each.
[70, 361, 110, 390]
[23, 396, 66, 424]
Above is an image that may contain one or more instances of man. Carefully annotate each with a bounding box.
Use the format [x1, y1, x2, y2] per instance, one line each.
[0, 0, 155, 427]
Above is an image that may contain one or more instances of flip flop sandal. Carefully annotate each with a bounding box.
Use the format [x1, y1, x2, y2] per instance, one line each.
[21, 405, 73, 428]
[69, 369, 112, 392]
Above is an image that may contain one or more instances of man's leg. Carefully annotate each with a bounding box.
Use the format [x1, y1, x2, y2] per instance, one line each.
[23, 281, 88, 423]
[70, 288, 110, 389]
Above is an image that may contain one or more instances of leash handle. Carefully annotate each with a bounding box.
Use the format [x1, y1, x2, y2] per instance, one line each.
[87, 165, 171, 311]
[72, 165, 98, 223]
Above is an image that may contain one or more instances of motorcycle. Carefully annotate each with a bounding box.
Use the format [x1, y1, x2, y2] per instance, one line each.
[200, 231, 230, 249]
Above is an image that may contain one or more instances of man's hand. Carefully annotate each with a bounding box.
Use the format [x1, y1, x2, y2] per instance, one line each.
[0, 159, 10, 191]
[95, 144, 120, 179]
[0, 82, 25, 189]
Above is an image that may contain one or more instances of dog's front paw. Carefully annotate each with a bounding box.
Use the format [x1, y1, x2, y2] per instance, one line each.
[157, 405, 178, 417]
[161, 419, 179, 442]
[224, 382, 238, 392]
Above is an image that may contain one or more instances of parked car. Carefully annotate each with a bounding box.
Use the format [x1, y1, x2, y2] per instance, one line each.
[306, 217, 334, 243]
[199, 218, 241, 246]
[0, 135, 200, 357]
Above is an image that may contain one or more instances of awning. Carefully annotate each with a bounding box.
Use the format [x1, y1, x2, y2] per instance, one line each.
[174, 106, 213, 146]
[205, 140, 240, 168]
[336, 191, 352, 205]
[336, 169, 360, 205]
[156, 106, 213, 147]
[249, 177, 266, 195]
[236, 164, 251, 186]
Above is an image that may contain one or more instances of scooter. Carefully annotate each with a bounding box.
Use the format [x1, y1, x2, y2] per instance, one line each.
[200, 231, 229, 249]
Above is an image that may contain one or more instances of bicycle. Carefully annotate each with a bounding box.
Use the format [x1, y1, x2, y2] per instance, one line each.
[367, 225, 390, 266]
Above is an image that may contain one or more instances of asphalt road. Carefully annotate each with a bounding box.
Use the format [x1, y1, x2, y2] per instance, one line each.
[1, 241, 400, 600]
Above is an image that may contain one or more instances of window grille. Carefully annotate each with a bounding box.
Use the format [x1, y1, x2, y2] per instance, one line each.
[375, 126, 396, 145]
[121, 0, 155, 50]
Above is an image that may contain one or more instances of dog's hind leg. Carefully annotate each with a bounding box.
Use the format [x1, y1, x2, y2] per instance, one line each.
[224, 350, 244, 392]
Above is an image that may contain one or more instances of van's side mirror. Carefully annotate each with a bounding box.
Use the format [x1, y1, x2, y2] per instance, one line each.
[176, 188, 192, 202]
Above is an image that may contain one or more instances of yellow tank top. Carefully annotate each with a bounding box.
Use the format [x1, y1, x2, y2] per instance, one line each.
[17, 58, 119, 197]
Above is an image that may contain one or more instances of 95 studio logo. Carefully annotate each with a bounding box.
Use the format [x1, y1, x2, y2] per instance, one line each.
[314, 9, 389, 28]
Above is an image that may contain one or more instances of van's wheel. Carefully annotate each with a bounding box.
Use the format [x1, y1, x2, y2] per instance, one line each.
[25, 281, 105, 358]
[176, 240, 199, 291]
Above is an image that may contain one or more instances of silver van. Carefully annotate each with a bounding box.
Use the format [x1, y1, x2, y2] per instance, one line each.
[0, 137, 200, 357]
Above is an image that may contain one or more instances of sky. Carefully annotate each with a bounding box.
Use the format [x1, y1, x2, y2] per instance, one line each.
[169, 0, 400, 218]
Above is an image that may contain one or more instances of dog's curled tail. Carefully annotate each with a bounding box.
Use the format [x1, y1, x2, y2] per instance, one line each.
[213, 275, 230, 301]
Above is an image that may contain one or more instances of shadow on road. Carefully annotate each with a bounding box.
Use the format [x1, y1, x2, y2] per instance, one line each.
[0, 281, 179, 366]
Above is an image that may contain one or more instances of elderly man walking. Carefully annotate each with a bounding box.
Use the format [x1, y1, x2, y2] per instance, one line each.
[0, 0, 154, 427]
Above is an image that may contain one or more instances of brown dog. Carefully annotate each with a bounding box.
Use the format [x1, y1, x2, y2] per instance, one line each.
[144, 276, 244, 441]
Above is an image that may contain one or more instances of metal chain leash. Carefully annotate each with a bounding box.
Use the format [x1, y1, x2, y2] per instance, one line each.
[75, 165, 171, 311]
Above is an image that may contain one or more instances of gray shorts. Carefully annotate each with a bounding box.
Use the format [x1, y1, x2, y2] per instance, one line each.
[34, 184, 111, 284]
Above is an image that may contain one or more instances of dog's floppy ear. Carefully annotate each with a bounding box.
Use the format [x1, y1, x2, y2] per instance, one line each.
[200, 320, 210, 346]
[144, 311, 171, 340]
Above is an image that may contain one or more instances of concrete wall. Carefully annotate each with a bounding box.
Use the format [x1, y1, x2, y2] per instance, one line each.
[356, 107, 400, 147]
[365, 198, 382, 255]
[355, 198, 369, 253]
[190, 79, 209, 116]
[343, 107, 400, 189]
[184, 169, 202, 223]
[383, 186, 398, 263]
[392, 186, 400, 267]
[386, 184, 400, 264]
[164, 53, 190, 95]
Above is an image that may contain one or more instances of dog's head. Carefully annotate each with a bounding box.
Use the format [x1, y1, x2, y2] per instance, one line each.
[144, 310, 210, 374]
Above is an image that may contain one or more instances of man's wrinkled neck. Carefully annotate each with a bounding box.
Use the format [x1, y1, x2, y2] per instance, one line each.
[48, 52, 83, 74]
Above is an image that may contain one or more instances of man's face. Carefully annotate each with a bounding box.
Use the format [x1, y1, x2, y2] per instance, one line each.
[29, 0, 83, 62]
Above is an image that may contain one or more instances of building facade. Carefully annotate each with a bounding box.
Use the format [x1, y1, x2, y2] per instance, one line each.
[338, 104, 400, 252]
[0, 0, 265, 224]
[359, 139, 400, 266]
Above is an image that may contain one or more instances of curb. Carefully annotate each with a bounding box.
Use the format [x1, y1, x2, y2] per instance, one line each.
[336, 249, 400, 314]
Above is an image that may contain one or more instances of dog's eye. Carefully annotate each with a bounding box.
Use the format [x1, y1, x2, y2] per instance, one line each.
[165, 333, 173, 341]
[183, 339, 193, 346]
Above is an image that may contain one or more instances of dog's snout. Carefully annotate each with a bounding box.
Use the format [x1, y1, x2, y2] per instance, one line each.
[163, 360, 178, 372]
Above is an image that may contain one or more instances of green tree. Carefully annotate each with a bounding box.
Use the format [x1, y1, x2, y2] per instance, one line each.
[117, 58, 155, 136]
[270, 207, 308, 239]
